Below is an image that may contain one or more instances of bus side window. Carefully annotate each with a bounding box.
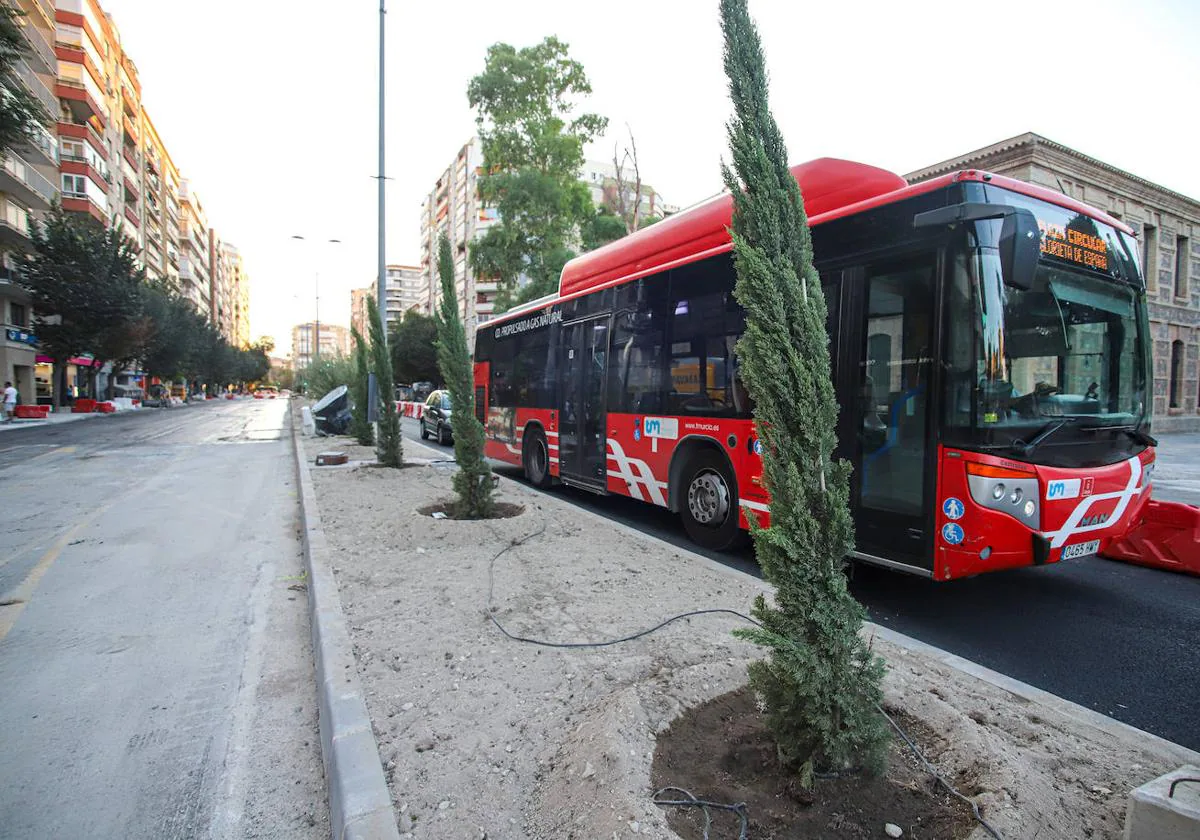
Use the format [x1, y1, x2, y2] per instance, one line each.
[609, 273, 669, 414]
[667, 254, 744, 417]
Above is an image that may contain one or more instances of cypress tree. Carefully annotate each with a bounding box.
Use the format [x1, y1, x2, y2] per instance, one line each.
[350, 326, 374, 447]
[368, 297, 403, 467]
[434, 234, 494, 518]
[720, 0, 889, 782]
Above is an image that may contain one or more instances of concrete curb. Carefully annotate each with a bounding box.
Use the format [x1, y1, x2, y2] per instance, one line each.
[290, 411, 401, 840]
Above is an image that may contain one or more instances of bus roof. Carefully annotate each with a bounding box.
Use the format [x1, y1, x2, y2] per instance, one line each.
[488, 158, 1134, 326]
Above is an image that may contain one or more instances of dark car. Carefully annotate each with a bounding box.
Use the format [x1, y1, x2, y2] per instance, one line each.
[419, 390, 452, 445]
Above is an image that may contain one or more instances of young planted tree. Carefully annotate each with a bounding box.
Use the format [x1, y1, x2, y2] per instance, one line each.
[467, 36, 607, 311]
[349, 326, 374, 447]
[720, 0, 888, 782]
[434, 235, 493, 518]
[367, 296, 402, 467]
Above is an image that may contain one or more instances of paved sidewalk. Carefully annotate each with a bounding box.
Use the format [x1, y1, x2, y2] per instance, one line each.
[0, 409, 104, 432]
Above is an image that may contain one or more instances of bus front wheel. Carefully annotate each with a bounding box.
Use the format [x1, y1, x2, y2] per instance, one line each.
[523, 428, 552, 488]
[680, 450, 741, 551]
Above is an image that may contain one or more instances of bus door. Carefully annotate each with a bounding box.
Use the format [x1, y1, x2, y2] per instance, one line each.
[558, 314, 611, 489]
[848, 254, 938, 571]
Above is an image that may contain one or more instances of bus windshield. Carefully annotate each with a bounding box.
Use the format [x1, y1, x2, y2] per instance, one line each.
[945, 206, 1150, 465]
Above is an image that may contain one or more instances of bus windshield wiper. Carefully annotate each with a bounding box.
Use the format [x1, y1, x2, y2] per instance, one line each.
[1016, 416, 1082, 457]
[1079, 423, 1158, 447]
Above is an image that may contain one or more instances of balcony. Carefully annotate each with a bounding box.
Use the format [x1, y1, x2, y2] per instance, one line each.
[475, 280, 498, 295]
[11, 57, 57, 117]
[60, 159, 109, 195]
[61, 194, 106, 223]
[122, 112, 139, 147]
[1, 153, 56, 209]
[122, 144, 139, 170]
[123, 204, 139, 228]
[56, 79, 106, 128]
[0, 197, 32, 247]
[17, 123, 57, 167]
[167, 250, 179, 269]
[16, 7, 55, 71]
[58, 121, 107, 160]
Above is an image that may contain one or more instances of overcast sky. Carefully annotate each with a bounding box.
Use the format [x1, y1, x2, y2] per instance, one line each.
[99, 0, 1200, 355]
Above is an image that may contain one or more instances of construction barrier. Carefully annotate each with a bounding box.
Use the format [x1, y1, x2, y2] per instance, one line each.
[95, 401, 117, 413]
[397, 401, 425, 419]
[13, 405, 50, 419]
[1103, 499, 1200, 577]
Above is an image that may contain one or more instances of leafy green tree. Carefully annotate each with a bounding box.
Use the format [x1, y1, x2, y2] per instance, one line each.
[389, 310, 439, 384]
[1, 3, 50, 157]
[297, 354, 354, 399]
[581, 207, 628, 252]
[350, 326, 374, 446]
[435, 235, 493, 517]
[467, 36, 607, 311]
[20, 208, 144, 404]
[367, 296, 402, 467]
[720, 0, 888, 783]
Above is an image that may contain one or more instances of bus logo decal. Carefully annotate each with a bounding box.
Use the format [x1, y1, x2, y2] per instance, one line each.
[641, 417, 679, 440]
[1046, 479, 1081, 500]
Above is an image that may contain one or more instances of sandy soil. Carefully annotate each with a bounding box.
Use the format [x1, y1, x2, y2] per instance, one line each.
[301, 430, 1188, 839]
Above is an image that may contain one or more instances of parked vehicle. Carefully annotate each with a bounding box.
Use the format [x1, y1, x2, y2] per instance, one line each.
[395, 384, 416, 403]
[143, 384, 172, 408]
[419, 390, 453, 445]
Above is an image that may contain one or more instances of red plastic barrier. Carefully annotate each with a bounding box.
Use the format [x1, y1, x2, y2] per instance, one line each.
[95, 401, 116, 413]
[1102, 499, 1200, 577]
[73, 398, 96, 413]
[13, 405, 49, 419]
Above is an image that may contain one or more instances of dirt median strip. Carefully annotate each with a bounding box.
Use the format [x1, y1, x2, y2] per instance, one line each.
[291, 411, 401, 840]
[301, 424, 1198, 840]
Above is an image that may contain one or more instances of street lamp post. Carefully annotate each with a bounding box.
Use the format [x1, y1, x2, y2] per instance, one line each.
[290, 235, 341, 365]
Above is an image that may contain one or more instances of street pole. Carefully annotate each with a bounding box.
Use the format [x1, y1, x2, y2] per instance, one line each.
[368, 0, 386, 420]
[376, 0, 387, 336]
[313, 270, 320, 362]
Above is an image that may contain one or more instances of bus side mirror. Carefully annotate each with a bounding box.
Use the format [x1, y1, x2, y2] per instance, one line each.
[999, 209, 1039, 291]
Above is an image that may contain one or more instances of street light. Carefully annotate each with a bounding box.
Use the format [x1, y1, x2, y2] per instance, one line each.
[289, 235, 341, 364]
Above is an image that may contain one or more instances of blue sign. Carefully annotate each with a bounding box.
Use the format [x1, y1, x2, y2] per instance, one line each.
[633, 428, 641, 441]
[941, 522, 964, 545]
[753, 439, 763, 456]
[5, 328, 37, 347]
[942, 497, 965, 521]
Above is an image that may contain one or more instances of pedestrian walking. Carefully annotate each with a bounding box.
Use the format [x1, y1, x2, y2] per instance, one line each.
[2, 381, 16, 423]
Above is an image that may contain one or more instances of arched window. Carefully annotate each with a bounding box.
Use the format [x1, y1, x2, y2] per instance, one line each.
[1169, 340, 1184, 408]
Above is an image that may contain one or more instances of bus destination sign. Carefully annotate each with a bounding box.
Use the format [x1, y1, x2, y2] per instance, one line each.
[1038, 219, 1109, 272]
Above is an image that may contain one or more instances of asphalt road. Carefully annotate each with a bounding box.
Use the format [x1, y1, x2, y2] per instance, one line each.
[401, 417, 1200, 752]
[0, 400, 327, 839]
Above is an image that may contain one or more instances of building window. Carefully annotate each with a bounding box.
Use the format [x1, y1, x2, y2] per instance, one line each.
[10, 302, 26, 327]
[1176, 235, 1190, 300]
[1142, 223, 1157, 291]
[1169, 339, 1184, 408]
[62, 173, 86, 196]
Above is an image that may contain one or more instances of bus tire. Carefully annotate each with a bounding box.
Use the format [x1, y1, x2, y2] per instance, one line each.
[523, 428, 552, 488]
[679, 449, 741, 551]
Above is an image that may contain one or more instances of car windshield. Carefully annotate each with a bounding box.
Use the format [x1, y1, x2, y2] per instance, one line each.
[944, 207, 1150, 465]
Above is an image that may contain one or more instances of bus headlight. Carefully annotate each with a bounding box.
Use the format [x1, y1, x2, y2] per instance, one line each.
[966, 462, 1040, 530]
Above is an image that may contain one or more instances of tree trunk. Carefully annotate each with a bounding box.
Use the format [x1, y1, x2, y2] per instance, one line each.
[53, 361, 66, 409]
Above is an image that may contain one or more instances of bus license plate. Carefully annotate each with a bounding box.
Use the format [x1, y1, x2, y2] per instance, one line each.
[1061, 540, 1100, 560]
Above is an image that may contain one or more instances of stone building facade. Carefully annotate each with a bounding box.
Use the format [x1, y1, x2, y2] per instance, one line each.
[906, 133, 1200, 433]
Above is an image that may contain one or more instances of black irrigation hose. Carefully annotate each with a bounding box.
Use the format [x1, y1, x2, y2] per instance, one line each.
[879, 705, 1004, 840]
[486, 523, 1007, 840]
[652, 787, 749, 840]
[484, 523, 762, 648]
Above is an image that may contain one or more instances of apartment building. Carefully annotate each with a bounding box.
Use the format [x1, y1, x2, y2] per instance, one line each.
[350, 286, 369, 338]
[580, 158, 675, 223]
[291, 322, 350, 370]
[417, 137, 498, 341]
[177, 178, 210, 317]
[417, 139, 677, 351]
[906, 133, 1200, 432]
[2, 0, 59, 402]
[53, 0, 239, 334]
[223, 242, 250, 348]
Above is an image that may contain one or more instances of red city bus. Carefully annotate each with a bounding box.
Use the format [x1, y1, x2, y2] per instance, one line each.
[473, 158, 1165, 580]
